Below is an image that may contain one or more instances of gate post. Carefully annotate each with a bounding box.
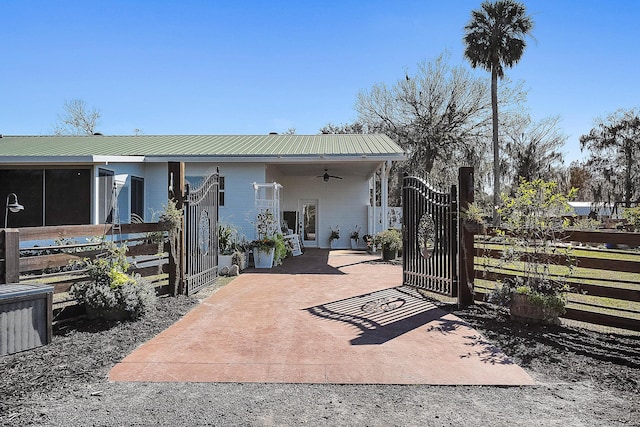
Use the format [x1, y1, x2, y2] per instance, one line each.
[1, 229, 20, 284]
[168, 162, 186, 296]
[458, 167, 475, 307]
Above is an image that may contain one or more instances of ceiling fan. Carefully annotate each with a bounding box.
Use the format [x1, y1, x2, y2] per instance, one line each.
[318, 169, 343, 182]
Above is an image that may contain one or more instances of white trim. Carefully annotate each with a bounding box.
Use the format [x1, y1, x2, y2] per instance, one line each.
[300, 199, 319, 248]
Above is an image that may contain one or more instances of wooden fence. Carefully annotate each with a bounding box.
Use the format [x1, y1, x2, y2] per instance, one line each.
[1, 223, 173, 320]
[473, 229, 640, 332]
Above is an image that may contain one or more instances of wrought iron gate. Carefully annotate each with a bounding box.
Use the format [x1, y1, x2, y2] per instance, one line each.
[402, 174, 458, 297]
[183, 169, 219, 296]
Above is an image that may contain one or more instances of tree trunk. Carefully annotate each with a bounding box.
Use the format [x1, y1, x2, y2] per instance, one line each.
[491, 66, 500, 225]
[624, 140, 632, 207]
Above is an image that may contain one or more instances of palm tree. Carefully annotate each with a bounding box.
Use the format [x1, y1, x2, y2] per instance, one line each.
[463, 0, 533, 224]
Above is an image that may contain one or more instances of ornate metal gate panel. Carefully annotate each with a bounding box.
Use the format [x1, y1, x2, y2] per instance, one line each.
[402, 175, 458, 297]
[183, 169, 219, 296]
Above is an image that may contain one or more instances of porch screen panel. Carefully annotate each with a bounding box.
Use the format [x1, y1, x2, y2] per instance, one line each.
[45, 169, 91, 225]
[0, 169, 44, 227]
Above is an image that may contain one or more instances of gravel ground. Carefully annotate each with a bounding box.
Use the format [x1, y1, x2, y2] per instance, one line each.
[1, 284, 639, 427]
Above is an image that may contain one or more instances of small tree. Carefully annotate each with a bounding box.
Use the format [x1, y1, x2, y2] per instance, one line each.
[490, 179, 577, 315]
[622, 207, 640, 231]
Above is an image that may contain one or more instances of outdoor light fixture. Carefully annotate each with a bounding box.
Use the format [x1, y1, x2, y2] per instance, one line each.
[4, 193, 24, 228]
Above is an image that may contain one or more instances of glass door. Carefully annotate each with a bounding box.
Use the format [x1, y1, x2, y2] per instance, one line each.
[301, 200, 318, 247]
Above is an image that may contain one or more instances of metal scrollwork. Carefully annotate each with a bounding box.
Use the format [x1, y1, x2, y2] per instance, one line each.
[197, 209, 210, 255]
[417, 213, 436, 259]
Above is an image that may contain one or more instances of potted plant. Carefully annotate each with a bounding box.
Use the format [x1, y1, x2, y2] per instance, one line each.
[461, 202, 487, 234]
[251, 210, 280, 268]
[235, 237, 251, 269]
[69, 243, 156, 320]
[349, 225, 361, 250]
[488, 179, 577, 325]
[272, 233, 291, 266]
[362, 234, 374, 253]
[373, 228, 402, 261]
[251, 236, 277, 268]
[329, 225, 340, 248]
[217, 223, 237, 273]
[158, 199, 183, 289]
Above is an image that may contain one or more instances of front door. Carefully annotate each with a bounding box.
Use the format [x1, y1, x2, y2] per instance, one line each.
[301, 200, 318, 248]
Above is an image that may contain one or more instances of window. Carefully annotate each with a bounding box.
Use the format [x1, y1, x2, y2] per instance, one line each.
[131, 176, 144, 219]
[98, 169, 114, 223]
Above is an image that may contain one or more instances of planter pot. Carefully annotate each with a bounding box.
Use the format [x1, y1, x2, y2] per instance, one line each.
[218, 254, 233, 274]
[350, 239, 359, 250]
[254, 247, 275, 269]
[382, 247, 397, 261]
[510, 293, 561, 325]
[86, 305, 130, 321]
[463, 220, 486, 234]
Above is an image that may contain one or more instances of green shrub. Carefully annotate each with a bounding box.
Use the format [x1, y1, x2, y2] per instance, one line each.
[622, 206, 640, 231]
[273, 234, 290, 266]
[70, 243, 156, 320]
[492, 179, 576, 311]
[373, 229, 402, 251]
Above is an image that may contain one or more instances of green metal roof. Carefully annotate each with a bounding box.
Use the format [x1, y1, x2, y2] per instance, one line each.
[0, 134, 405, 158]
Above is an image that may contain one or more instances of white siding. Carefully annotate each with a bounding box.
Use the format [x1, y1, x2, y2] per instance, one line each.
[185, 163, 266, 241]
[90, 161, 373, 249]
[93, 163, 147, 224]
[145, 163, 170, 222]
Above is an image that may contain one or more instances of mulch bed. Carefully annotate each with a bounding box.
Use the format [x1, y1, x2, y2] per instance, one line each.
[1, 289, 638, 424]
[449, 303, 640, 392]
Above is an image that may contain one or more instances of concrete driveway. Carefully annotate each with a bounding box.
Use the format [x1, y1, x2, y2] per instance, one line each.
[109, 250, 534, 385]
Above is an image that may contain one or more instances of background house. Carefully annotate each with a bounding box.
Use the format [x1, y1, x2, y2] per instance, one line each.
[0, 134, 405, 249]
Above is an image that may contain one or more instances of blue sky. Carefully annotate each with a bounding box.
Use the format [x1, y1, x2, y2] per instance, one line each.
[2, 1, 639, 162]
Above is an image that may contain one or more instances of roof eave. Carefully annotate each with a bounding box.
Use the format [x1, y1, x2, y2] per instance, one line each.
[144, 153, 406, 163]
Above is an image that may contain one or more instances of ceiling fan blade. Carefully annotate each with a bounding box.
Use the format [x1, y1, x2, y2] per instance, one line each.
[317, 169, 343, 181]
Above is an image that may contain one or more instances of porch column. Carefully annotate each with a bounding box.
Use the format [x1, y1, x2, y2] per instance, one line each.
[370, 174, 377, 236]
[381, 161, 390, 231]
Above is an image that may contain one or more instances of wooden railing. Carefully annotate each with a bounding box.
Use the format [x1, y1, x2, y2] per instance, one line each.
[473, 229, 640, 332]
[1, 223, 173, 319]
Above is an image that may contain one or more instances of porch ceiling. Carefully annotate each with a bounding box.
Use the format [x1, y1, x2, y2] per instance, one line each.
[268, 160, 383, 179]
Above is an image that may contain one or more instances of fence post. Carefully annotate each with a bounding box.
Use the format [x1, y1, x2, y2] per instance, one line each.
[2, 229, 20, 284]
[167, 162, 186, 296]
[458, 167, 475, 307]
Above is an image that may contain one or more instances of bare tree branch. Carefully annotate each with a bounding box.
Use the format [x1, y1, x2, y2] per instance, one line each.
[53, 98, 101, 136]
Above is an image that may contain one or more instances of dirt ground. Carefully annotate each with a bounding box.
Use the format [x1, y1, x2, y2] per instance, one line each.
[1, 284, 639, 426]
